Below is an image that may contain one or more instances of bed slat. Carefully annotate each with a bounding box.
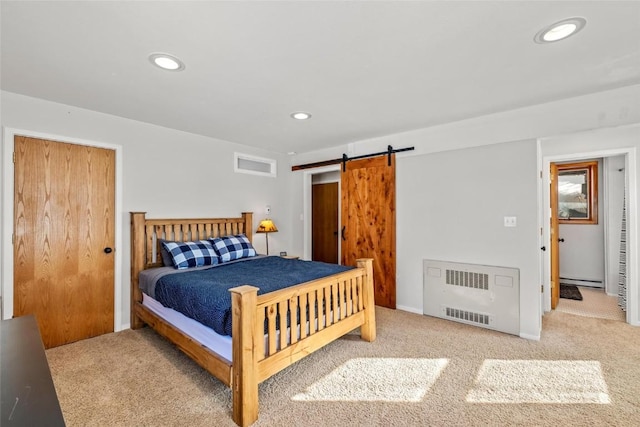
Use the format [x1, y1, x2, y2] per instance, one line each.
[278, 301, 287, 350]
[256, 268, 371, 358]
[267, 305, 277, 355]
[299, 293, 308, 340]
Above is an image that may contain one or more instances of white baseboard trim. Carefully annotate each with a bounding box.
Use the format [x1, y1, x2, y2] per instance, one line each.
[519, 332, 541, 341]
[396, 304, 422, 315]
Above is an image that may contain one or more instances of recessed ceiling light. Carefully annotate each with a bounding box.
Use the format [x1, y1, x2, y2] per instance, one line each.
[291, 112, 312, 120]
[534, 17, 586, 44]
[148, 53, 185, 71]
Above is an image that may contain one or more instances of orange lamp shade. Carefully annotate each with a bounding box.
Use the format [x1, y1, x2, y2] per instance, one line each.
[256, 219, 278, 233]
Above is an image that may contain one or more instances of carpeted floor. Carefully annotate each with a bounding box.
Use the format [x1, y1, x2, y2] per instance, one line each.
[46, 308, 640, 426]
[557, 287, 626, 322]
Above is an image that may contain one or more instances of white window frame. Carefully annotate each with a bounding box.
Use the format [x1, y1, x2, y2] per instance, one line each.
[234, 152, 277, 178]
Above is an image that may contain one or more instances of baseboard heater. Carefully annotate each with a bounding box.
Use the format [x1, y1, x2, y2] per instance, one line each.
[423, 260, 520, 336]
[560, 277, 604, 288]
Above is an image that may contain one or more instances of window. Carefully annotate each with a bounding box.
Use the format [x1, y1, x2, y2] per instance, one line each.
[234, 152, 277, 178]
[557, 160, 598, 224]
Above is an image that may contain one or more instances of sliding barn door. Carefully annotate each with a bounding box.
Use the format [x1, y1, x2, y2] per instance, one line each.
[341, 155, 396, 309]
[14, 136, 115, 348]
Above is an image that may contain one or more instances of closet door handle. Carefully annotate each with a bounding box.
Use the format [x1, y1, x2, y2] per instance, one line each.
[104, 247, 113, 254]
[558, 238, 565, 243]
[341, 226, 346, 241]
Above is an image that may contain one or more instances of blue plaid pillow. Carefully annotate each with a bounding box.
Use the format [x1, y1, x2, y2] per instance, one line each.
[161, 240, 219, 270]
[210, 234, 256, 263]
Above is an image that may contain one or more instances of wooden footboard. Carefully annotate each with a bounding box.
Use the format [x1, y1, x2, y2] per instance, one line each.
[230, 258, 375, 426]
[130, 212, 376, 427]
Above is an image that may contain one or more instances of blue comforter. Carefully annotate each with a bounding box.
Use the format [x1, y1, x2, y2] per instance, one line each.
[154, 256, 352, 336]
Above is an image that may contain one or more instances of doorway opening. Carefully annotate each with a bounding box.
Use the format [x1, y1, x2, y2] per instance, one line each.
[542, 149, 633, 325]
[303, 165, 341, 262]
[311, 171, 340, 264]
[554, 157, 626, 321]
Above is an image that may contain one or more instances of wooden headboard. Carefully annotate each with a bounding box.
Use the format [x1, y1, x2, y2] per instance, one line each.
[130, 212, 253, 270]
[129, 211, 253, 328]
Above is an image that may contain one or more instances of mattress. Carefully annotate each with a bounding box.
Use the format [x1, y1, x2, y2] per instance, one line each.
[142, 293, 233, 362]
[142, 293, 339, 362]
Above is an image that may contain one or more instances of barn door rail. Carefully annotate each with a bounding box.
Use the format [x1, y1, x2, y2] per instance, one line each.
[291, 145, 414, 172]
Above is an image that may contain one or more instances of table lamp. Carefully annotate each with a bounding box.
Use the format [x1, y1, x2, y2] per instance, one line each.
[256, 219, 278, 255]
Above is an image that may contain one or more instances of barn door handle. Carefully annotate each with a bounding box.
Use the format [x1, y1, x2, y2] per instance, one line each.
[341, 226, 346, 241]
[104, 247, 113, 254]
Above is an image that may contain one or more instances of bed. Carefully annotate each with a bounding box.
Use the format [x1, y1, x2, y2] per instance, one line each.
[130, 212, 376, 426]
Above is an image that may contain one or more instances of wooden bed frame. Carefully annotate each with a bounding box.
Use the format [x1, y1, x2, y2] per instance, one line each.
[130, 212, 376, 426]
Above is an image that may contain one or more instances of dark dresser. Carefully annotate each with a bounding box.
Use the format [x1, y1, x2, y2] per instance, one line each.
[1, 315, 65, 426]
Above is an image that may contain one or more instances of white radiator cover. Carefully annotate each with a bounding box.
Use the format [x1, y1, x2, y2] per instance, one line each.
[423, 260, 520, 335]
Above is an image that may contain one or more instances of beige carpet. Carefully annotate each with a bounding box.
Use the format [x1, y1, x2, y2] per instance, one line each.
[557, 286, 626, 322]
[46, 308, 640, 426]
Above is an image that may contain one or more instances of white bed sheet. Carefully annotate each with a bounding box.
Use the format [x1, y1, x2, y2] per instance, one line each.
[142, 293, 341, 363]
[142, 293, 233, 362]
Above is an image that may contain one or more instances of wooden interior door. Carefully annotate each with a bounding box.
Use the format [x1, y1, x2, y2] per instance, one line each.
[14, 136, 115, 348]
[341, 155, 396, 309]
[312, 182, 339, 263]
[550, 163, 560, 309]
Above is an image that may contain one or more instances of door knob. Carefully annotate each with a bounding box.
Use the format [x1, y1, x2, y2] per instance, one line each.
[104, 247, 113, 254]
[540, 246, 546, 251]
[558, 238, 565, 242]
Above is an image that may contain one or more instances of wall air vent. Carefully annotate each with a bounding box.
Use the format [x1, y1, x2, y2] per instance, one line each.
[234, 152, 277, 178]
[446, 269, 489, 290]
[444, 307, 490, 325]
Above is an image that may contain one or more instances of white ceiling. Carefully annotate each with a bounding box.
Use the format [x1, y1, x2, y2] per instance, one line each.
[2, 1, 640, 154]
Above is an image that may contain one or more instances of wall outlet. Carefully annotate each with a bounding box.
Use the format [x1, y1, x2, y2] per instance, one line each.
[504, 216, 517, 227]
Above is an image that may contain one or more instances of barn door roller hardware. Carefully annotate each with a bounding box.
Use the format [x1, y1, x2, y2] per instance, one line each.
[291, 145, 414, 172]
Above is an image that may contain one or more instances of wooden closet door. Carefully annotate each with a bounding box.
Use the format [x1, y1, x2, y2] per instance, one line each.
[14, 136, 115, 348]
[341, 155, 396, 309]
[312, 182, 339, 263]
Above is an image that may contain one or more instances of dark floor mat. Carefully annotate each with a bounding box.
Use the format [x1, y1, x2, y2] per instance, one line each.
[560, 284, 583, 301]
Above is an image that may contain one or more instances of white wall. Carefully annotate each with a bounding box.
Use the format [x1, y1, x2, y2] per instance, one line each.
[290, 84, 640, 339]
[558, 159, 605, 287]
[1, 91, 291, 328]
[397, 139, 538, 324]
